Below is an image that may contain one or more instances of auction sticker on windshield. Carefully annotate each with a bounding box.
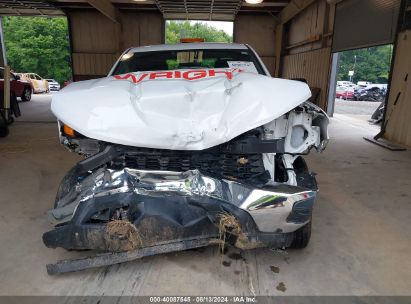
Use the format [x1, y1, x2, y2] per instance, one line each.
[227, 61, 258, 74]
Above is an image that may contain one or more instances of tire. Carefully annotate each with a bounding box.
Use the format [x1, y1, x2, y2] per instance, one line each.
[21, 86, 32, 102]
[289, 220, 312, 249]
[371, 102, 384, 121]
[0, 125, 9, 137]
[54, 166, 78, 208]
[0, 111, 9, 138]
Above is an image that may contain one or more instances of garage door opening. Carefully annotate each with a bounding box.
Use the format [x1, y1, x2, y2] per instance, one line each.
[1, 16, 72, 123]
[328, 44, 394, 130]
[165, 20, 233, 44]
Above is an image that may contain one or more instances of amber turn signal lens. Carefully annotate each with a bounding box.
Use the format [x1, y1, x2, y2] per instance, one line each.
[63, 124, 76, 137]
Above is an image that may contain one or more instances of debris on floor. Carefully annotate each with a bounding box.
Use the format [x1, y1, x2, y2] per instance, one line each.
[228, 252, 243, 260]
[270, 265, 280, 273]
[276, 282, 287, 292]
[222, 261, 231, 267]
[270, 247, 288, 255]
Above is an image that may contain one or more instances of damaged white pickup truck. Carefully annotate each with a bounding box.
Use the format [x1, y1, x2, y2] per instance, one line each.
[43, 43, 329, 274]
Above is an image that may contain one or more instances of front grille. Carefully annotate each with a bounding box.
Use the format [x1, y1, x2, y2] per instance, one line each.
[111, 149, 266, 181]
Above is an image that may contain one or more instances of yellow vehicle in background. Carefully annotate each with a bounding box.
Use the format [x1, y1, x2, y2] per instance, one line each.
[16, 73, 49, 94]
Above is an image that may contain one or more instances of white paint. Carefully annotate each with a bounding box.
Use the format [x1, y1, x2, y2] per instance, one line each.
[51, 71, 311, 150]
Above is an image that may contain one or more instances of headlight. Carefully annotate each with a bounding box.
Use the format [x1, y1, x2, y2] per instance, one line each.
[62, 124, 76, 138]
[60, 123, 84, 138]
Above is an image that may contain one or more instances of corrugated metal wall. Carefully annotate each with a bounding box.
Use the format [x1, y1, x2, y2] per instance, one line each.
[234, 14, 276, 75]
[67, 10, 164, 81]
[281, 47, 331, 109]
[332, 0, 400, 52]
[384, 30, 411, 147]
[279, 0, 333, 110]
[72, 53, 118, 77]
[287, 0, 331, 54]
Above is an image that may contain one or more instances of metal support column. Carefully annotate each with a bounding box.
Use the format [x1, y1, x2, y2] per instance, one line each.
[327, 52, 340, 117]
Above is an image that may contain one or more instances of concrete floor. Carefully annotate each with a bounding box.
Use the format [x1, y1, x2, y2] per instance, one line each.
[0, 96, 410, 296]
[334, 99, 381, 116]
[16, 92, 56, 122]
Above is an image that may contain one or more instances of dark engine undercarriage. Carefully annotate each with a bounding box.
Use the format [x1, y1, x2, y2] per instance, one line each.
[43, 124, 318, 274]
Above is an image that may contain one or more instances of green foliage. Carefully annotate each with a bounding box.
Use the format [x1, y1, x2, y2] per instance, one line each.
[2, 16, 72, 84]
[337, 45, 393, 84]
[166, 21, 232, 44]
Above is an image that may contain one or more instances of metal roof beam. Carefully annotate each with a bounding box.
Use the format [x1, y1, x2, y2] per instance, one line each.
[86, 0, 120, 24]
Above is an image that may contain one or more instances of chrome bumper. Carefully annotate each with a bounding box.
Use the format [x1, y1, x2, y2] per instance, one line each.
[50, 168, 316, 234]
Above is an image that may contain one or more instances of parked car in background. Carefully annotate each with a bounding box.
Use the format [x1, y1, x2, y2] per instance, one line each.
[46, 79, 61, 91]
[370, 84, 388, 90]
[0, 67, 32, 101]
[336, 86, 354, 100]
[0, 68, 22, 122]
[354, 85, 386, 102]
[337, 81, 356, 88]
[17, 73, 49, 94]
[357, 81, 372, 88]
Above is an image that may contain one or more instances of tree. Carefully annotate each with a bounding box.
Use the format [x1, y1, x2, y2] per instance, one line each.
[2, 16, 72, 84]
[337, 45, 393, 84]
[166, 21, 232, 44]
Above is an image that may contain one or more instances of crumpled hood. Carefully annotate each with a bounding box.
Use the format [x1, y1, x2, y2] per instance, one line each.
[51, 69, 311, 150]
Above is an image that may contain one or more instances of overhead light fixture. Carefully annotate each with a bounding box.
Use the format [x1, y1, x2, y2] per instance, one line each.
[245, 0, 264, 4]
[132, 0, 147, 2]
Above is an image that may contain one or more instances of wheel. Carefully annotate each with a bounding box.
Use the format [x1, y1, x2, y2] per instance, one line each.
[21, 86, 32, 101]
[0, 112, 9, 138]
[0, 126, 9, 137]
[54, 166, 79, 208]
[289, 221, 312, 249]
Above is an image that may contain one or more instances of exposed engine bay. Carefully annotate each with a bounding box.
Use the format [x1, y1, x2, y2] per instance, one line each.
[58, 101, 328, 188]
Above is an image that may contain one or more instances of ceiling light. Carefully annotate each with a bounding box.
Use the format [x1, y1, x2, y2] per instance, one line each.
[245, 0, 264, 4]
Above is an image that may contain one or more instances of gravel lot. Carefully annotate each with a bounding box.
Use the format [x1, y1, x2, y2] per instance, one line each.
[334, 99, 381, 115]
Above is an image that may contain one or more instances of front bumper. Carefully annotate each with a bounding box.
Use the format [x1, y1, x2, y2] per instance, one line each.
[43, 168, 316, 252]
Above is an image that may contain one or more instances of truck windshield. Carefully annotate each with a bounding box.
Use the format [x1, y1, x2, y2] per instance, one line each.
[112, 49, 265, 76]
